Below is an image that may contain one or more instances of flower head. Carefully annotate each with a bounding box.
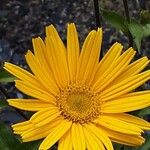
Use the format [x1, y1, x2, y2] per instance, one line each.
[4, 23, 150, 150]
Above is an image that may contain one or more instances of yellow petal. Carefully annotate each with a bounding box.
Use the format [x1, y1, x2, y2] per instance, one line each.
[112, 56, 149, 84]
[39, 120, 72, 150]
[7, 99, 53, 111]
[93, 42, 122, 84]
[94, 115, 142, 135]
[82, 28, 102, 84]
[22, 118, 61, 142]
[102, 127, 145, 146]
[4, 62, 41, 88]
[83, 127, 105, 150]
[22, 127, 50, 142]
[72, 123, 86, 150]
[45, 25, 69, 88]
[12, 121, 33, 134]
[25, 50, 59, 95]
[32, 37, 53, 77]
[76, 30, 97, 84]
[85, 123, 114, 150]
[101, 70, 150, 101]
[30, 107, 59, 126]
[67, 23, 79, 83]
[93, 48, 136, 92]
[15, 80, 55, 103]
[101, 91, 150, 113]
[58, 131, 73, 150]
[108, 113, 150, 130]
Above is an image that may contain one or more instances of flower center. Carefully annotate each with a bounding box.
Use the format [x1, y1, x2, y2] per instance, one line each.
[56, 83, 101, 124]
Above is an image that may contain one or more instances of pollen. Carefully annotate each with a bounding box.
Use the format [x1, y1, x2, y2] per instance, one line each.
[56, 83, 101, 124]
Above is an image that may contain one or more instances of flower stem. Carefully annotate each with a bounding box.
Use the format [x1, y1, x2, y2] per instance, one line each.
[123, 0, 134, 47]
[123, 0, 130, 22]
[93, 0, 101, 27]
[93, 0, 103, 58]
[0, 85, 28, 120]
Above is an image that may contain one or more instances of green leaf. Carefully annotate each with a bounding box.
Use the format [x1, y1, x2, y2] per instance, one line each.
[102, 10, 128, 34]
[0, 69, 16, 83]
[124, 146, 133, 150]
[0, 123, 20, 150]
[0, 100, 9, 110]
[0, 123, 41, 150]
[137, 107, 150, 118]
[113, 143, 123, 150]
[15, 141, 41, 150]
[124, 146, 138, 150]
[128, 21, 150, 52]
[128, 21, 144, 51]
[143, 24, 150, 37]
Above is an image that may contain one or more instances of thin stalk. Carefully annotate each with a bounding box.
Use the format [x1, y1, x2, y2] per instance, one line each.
[123, 0, 134, 47]
[123, 0, 130, 22]
[93, 0, 103, 58]
[93, 0, 101, 27]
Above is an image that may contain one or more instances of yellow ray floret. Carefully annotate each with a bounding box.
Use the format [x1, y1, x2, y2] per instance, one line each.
[71, 123, 86, 150]
[4, 23, 150, 150]
[101, 91, 150, 113]
[107, 113, 150, 130]
[67, 23, 79, 83]
[8, 99, 54, 111]
[39, 120, 72, 150]
[58, 131, 73, 150]
[94, 115, 143, 135]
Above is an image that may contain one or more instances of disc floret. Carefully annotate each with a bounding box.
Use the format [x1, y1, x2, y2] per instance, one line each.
[57, 83, 101, 124]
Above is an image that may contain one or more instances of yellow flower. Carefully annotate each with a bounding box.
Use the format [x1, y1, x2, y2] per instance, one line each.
[4, 23, 150, 150]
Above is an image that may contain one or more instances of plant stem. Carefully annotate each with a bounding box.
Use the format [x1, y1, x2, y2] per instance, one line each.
[93, 0, 103, 58]
[0, 85, 28, 120]
[123, 0, 134, 47]
[93, 0, 101, 27]
[123, 0, 130, 22]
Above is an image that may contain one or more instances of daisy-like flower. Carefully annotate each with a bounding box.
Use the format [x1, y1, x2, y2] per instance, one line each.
[4, 23, 150, 150]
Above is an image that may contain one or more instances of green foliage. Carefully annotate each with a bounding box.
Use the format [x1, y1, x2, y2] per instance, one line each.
[128, 21, 150, 52]
[0, 123, 41, 150]
[113, 143, 124, 150]
[0, 123, 20, 150]
[127, 21, 143, 51]
[101, 10, 150, 53]
[140, 10, 150, 25]
[143, 24, 150, 37]
[137, 107, 150, 118]
[102, 10, 128, 34]
[0, 100, 9, 110]
[0, 69, 16, 83]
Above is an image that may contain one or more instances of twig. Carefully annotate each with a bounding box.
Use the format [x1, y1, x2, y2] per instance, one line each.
[0, 85, 28, 120]
[123, 0, 134, 47]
